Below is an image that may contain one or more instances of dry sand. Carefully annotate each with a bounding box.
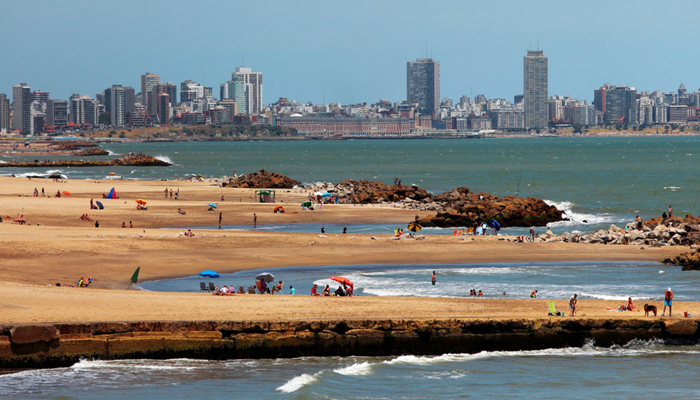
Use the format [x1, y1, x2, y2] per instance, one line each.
[0, 176, 690, 324]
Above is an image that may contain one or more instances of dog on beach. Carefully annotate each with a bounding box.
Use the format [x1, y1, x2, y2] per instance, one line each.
[644, 304, 657, 316]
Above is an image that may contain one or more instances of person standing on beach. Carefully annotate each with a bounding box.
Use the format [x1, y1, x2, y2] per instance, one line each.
[164, 188, 168, 199]
[569, 294, 578, 316]
[253, 213, 257, 228]
[529, 228, 535, 242]
[431, 271, 436, 286]
[218, 212, 222, 229]
[636, 215, 643, 229]
[663, 287, 674, 317]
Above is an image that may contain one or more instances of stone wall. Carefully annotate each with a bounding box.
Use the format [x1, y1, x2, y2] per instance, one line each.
[1, 318, 698, 369]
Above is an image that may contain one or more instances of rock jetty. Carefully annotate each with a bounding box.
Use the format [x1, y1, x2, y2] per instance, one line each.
[222, 169, 300, 189]
[306, 181, 564, 228]
[72, 148, 109, 156]
[2, 154, 171, 168]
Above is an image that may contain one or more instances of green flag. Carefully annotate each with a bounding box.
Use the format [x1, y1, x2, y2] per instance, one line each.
[127, 266, 140, 289]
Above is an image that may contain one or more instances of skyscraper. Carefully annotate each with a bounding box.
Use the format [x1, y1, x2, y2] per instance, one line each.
[523, 50, 548, 130]
[105, 85, 126, 127]
[140, 72, 160, 107]
[407, 58, 440, 116]
[46, 99, 69, 127]
[12, 83, 31, 133]
[233, 67, 263, 114]
[604, 85, 637, 124]
[0, 94, 9, 131]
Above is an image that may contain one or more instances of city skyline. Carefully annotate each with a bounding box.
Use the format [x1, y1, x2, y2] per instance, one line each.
[1, 0, 698, 105]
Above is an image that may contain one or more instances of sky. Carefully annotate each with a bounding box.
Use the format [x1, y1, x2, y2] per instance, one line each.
[1, 0, 698, 105]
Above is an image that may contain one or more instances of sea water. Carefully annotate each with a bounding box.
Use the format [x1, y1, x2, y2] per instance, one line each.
[2, 340, 699, 399]
[138, 262, 700, 301]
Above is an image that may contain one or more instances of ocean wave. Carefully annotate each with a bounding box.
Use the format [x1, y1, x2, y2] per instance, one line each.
[664, 186, 681, 191]
[107, 150, 120, 156]
[276, 371, 322, 393]
[544, 199, 623, 227]
[154, 155, 174, 164]
[333, 361, 373, 375]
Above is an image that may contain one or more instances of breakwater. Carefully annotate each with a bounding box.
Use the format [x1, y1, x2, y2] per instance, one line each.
[1, 155, 171, 168]
[1, 318, 698, 369]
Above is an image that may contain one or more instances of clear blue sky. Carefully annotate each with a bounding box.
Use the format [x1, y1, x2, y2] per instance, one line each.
[1, 0, 697, 105]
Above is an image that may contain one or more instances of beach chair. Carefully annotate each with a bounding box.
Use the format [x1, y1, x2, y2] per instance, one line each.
[208, 282, 215, 292]
[548, 301, 561, 316]
[200, 282, 208, 292]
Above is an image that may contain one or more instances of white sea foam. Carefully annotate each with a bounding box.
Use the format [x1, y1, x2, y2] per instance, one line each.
[334, 361, 373, 375]
[544, 199, 622, 227]
[664, 186, 681, 191]
[154, 155, 174, 164]
[276, 371, 322, 393]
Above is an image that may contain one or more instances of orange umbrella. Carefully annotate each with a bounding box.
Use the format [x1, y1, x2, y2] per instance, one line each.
[62, 191, 71, 196]
[135, 199, 147, 205]
[330, 276, 353, 288]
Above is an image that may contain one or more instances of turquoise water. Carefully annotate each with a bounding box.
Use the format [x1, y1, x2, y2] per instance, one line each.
[2, 341, 699, 399]
[2, 137, 700, 224]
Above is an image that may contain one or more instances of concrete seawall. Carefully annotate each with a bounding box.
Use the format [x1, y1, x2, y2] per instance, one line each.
[1, 318, 699, 369]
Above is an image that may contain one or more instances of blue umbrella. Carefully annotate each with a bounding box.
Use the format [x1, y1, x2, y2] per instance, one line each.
[208, 203, 217, 209]
[320, 192, 332, 197]
[199, 269, 220, 278]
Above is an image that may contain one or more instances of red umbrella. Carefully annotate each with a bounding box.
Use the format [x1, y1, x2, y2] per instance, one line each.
[330, 276, 353, 288]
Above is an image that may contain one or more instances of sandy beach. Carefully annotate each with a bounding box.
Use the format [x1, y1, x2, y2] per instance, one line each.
[0, 176, 690, 324]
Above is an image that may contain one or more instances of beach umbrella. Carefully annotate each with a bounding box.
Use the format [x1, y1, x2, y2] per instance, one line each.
[273, 205, 285, 213]
[62, 191, 71, 196]
[301, 201, 312, 208]
[255, 272, 275, 283]
[127, 266, 140, 290]
[109, 172, 116, 176]
[208, 203, 217, 209]
[320, 192, 332, 197]
[199, 269, 220, 278]
[330, 276, 353, 288]
[135, 199, 147, 205]
[95, 201, 104, 209]
[408, 222, 422, 232]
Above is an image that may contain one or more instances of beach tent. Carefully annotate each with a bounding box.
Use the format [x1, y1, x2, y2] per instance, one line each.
[95, 201, 104, 210]
[106, 188, 118, 199]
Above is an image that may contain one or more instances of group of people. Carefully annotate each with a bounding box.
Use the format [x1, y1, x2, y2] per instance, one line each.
[164, 187, 179, 200]
[121, 221, 134, 228]
[310, 283, 353, 296]
[78, 214, 92, 221]
[469, 289, 483, 296]
[32, 187, 45, 197]
[77, 276, 93, 287]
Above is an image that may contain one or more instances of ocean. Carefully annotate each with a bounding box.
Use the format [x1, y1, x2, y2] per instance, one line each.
[3, 137, 700, 397]
[2, 340, 699, 399]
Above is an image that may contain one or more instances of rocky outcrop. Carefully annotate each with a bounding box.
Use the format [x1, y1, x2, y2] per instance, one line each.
[222, 169, 300, 189]
[2, 155, 171, 168]
[72, 148, 109, 156]
[664, 248, 700, 271]
[304, 181, 564, 228]
[420, 189, 563, 228]
[1, 318, 697, 369]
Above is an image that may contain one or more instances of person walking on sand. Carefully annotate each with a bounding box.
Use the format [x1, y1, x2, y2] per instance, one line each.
[431, 271, 436, 286]
[253, 213, 257, 228]
[663, 287, 674, 317]
[164, 188, 168, 199]
[218, 212, 222, 229]
[569, 293, 578, 316]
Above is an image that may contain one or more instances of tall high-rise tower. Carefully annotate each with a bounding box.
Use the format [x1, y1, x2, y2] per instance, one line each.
[233, 67, 263, 115]
[105, 85, 126, 127]
[523, 50, 548, 130]
[0, 93, 10, 131]
[140, 72, 160, 107]
[407, 58, 440, 116]
[12, 83, 31, 133]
